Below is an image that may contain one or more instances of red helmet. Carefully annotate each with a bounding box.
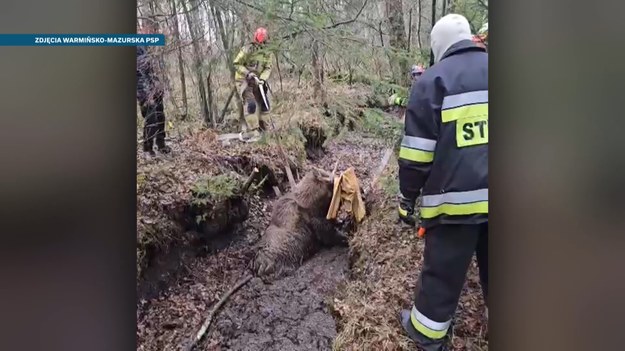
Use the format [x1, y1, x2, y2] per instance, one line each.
[411, 64, 425, 77]
[254, 27, 268, 44]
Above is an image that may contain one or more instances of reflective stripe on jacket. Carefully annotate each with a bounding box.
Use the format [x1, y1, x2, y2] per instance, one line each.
[398, 40, 488, 227]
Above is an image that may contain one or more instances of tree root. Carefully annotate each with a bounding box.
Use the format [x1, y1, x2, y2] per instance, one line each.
[183, 274, 254, 351]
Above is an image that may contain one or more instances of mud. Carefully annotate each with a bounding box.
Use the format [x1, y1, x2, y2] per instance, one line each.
[211, 248, 348, 351]
[136, 132, 388, 351]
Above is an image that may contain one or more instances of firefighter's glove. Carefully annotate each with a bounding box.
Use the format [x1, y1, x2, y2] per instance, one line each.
[398, 194, 417, 227]
[246, 71, 257, 81]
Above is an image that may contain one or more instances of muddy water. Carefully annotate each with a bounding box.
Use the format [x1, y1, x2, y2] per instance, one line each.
[212, 248, 348, 351]
[137, 132, 388, 351]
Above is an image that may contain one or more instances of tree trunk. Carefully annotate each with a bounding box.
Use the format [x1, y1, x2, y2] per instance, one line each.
[182, 0, 211, 125]
[311, 37, 325, 103]
[386, 0, 409, 85]
[212, 4, 245, 126]
[170, 0, 188, 119]
[274, 54, 284, 93]
[417, 0, 423, 49]
[449, 0, 457, 13]
[408, 8, 413, 52]
[431, 0, 438, 31]
[310, 0, 326, 104]
[206, 69, 217, 128]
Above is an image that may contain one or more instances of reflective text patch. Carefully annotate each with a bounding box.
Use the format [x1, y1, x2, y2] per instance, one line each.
[456, 115, 488, 147]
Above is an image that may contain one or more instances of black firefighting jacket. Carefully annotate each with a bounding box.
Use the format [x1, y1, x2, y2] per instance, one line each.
[136, 46, 162, 102]
[398, 40, 488, 228]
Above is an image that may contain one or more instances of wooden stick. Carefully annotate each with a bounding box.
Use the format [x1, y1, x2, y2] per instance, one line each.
[253, 174, 269, 191]
[331, 160, 339, 176]
[267, 123, 296, 189]
[184, 275, 254, 351]
[272, 186, 282, 197]
[366, 147, 393, 194]
[284, 161, 297, 189]
[240, 167, 259, 195]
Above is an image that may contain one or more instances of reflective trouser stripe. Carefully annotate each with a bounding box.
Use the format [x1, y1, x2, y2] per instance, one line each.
[441, 90, 488, 123]
[398, 206, 408, 217]
[410, 306, 451, 340]
[420, 189, 488, 218]
[399, 135, 437, 163]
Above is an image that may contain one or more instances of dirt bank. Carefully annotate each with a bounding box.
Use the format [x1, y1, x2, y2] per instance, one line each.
[331, 159, 488, 351]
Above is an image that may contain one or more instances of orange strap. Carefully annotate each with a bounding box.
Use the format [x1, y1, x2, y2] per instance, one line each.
[417, 227, 426, 238]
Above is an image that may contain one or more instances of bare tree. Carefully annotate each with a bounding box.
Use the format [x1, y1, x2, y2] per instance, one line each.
[182, 0, 211, 126]
[386, 0, 409, 85]
[134, 0, 486, 129]
[169, 0, 189, 119]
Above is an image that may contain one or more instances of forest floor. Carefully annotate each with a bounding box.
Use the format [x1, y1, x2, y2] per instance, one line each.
[136, 81, 487, 351]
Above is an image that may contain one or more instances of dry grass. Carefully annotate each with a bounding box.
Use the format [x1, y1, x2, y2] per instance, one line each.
[331, 159, 488, 351]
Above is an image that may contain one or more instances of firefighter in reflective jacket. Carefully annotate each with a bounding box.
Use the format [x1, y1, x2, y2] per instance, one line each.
[233, 27, 273, 141]
[388, 64, 425, 107]
[397, 14, 488, 351]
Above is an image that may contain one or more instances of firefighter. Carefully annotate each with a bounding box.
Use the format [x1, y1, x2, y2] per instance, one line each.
[479, 22, 488, 47]
[233, 27, 273, 141]
[388, 64, 425, 107]
[472, 35, 487, 50]
[397, 13, 488, 351]
[136, 26, 171, 156]
[473, 22, 488, 50]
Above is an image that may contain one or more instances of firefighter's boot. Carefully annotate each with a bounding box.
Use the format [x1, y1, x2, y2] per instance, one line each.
[400, 309, 452, 351]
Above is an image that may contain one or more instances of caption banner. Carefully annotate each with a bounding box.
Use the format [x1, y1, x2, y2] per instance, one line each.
[0, 34, 166, 46]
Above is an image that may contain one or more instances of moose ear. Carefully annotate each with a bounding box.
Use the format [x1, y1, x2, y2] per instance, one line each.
[311, 167, 333, 182]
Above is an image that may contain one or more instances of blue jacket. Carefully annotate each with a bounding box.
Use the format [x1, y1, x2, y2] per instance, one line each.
[398, 40, 488, 227]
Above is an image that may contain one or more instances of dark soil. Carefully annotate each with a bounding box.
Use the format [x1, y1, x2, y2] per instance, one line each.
[210, 248, 348, 351]
[136, 132, 388, 351]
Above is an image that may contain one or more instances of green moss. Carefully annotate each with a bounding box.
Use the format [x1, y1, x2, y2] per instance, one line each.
[380, 175, 399, 198]
[191, 173, 243, 206]
[359, 108, 403, 143]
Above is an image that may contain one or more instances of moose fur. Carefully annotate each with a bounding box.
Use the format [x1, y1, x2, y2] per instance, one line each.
[253, 168, 348, 277]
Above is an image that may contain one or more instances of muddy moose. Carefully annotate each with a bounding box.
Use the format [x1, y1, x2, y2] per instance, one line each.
[253, 166, 348, 277]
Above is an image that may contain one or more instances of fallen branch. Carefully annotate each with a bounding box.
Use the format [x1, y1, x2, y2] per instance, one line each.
[219, 88, 236, 123]
[240, 167, 259, 195]
[251, 174, 269, 192]
[273, 186, 282, 197]
[184, 274, 254, 351]
[365, 147, 393, 194]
